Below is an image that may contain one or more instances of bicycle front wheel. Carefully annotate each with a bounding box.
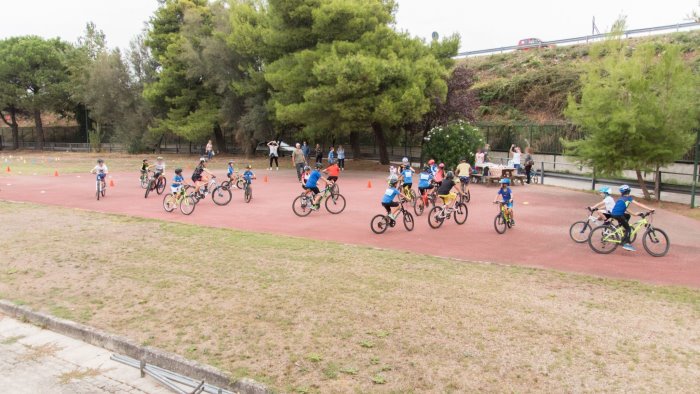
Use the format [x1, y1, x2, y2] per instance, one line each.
[140, 176, 149, 189]
[235, 179, 245, 189]
[330, 183, 340, 198]
[569, 221, 591, 243]
[454, 203, 468, 225]
[403, 212, 415, 231]
[588, 225, 620, 254]
[428, 206, 445, 229]
[371, 214, 389, 234]
[244, 187, 252, 203]
[494, 213, 507, 234]
[145, 180, 153, 198]
[292, 195, 312, 217]
[163, 193, 176, 212]
[96, 181, 101, 201]
[642, 227, 669, 257]
[325, 193, 346, 214]
[180, 195, 197, 215]
[212, 186, 232, 206]
[414, 197, 425, 216]
[156, 177, 166, 195]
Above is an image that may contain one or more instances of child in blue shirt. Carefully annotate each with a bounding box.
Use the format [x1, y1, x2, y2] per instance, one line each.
[243, 165, 256, 185]
[418, 166, 434, 204]
[171, 168, 185, 194]
[227, 161, 236, 180]
[610, 184, 653, 251]
[399, 157, 414, 191]
[382, 177, 407, 220]
[494, 178, 515, 225]
[305, 163, 329, 209]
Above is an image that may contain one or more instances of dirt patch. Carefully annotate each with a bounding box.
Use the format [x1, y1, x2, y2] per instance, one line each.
[58, 367, 105, 385]
[1, 202, 699, 392]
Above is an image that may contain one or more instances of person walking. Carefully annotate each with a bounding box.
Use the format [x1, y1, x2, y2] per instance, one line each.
[292, 143, 307, 181]
[510, 144, 522, 173]
[267, 140, 280, 171]
[524, 147, 535, 184]
[314, 143, 323, 166]
[302, 141, 310, 162]
[205, 140, 214, 160]
[327, 146, 335, 165]
[337, 145, 345, 171]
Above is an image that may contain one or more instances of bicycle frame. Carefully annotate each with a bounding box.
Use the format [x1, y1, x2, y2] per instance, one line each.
[603, 216, 650, 244]
[499, 202, 511, 222]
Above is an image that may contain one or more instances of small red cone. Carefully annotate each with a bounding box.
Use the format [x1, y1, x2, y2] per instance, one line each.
[264, 175, 268, 183]
[367, 180, 372, 188]
[109, 179, 115, 187]
[54, 170, 59, 177]
[5, 166, 10, 173]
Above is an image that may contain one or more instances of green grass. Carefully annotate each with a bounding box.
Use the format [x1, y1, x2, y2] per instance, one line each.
[1, 201, 699, 392]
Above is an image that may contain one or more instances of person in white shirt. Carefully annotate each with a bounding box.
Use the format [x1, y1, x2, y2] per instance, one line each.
[149, 156, 166, 183]
[588, 186, 616, 221]
[510, 144, 522, 172]
[267, 140, 279, 170]
[90, 159, 109, 188]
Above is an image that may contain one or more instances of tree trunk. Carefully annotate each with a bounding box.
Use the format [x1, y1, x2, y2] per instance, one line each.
[0, 109, 20, 150]
[371, 122, 389, 165]
[349, 131, 361, 160]
[635, 169, 651, 200]
[654, 165, 661, 202]
[213, 124, 227, 153]
[33, 109, 45, 150]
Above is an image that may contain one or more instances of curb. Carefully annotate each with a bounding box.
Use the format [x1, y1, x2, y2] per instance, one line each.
[0, 300, 269, 394]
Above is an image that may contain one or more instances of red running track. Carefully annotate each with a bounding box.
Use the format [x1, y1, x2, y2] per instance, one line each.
[1, 170, 699, 287]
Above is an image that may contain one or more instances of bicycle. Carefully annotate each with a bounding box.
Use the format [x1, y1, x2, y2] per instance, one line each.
[458, 178, 471, 203]
[493, 201, 513, 234]
[588, 211, 669, 257]
[371, 198, 414, 234]
[569, 208, 606, 243]
[242, 179, 253, 203]
[163, 185, 191, 213]
[95, 172, 106, 201]
[292, 185, 347, 216]
[140, 170, 151, 189]
[414, 186, 438, 216]
[144, 172, 167, 198]
[205, 177, 231, 206]
[400, 184, 417, 206]
[427, 194, 468, 229]
[221, 173, 246, 191]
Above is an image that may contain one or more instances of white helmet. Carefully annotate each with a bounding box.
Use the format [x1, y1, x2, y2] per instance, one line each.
[402, 157, 409, 165]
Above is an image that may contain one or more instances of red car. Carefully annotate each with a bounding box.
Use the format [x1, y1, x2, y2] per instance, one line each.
[517, 38, 553, 50]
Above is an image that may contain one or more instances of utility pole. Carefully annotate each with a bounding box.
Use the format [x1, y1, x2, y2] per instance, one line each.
[691, 129, 699, 208]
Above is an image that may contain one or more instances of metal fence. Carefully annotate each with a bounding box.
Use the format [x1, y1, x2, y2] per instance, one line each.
[456, 21, 700, 58]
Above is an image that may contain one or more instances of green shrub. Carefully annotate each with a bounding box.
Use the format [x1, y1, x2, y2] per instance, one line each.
[422, 121, 485, 168]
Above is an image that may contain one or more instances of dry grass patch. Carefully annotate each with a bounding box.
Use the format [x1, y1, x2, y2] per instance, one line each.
[57, 367, 104, 384]
[1, 202, 699, 392]
[19, 342, 63, 362]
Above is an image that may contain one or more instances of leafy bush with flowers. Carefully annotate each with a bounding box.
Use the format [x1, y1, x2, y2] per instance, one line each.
[422, 120, 484, 169]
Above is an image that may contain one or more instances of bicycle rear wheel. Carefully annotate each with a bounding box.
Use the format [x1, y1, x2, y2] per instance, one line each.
[588, 225, 620, 254]
[325, 193, 346, 214]
[454, 203, 468, 225]
[371, 214, 389, 234]
[403, 212, 415, 231]
[156, 177, 166, 195]
[292, 195, 312, 217]
[244, 187, 252, 203]
[235, 179, 245, 189]
[494, 213, 507, 234]
[642, 228, 669, 257]
[569, 221, 591, 243]
[101, 182, 106, 197]
[179, 195, 197, 215]
[330, 183, 340, 199]
[140, 175, 149, 189]
[428, 206, 445, 229]
[145, 180, 153, 198]
[212, 186, 232, 206]
[462, 190, 470, 203]
[414, 197, 425, 216]
[163, 193, 176, 212]
[96, 181, 101, 201]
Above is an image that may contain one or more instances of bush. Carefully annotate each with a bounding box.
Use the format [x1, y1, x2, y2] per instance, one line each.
[422, 121, 485, 169]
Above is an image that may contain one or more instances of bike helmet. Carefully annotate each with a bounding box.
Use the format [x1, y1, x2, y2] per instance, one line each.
[157, 156, 163, 161]
[499, 178, 510, 185]
[247, 164, 252, 169]
[303, 165, 311, 171]
[97, 158, 104, 163]
[619, 184, 631, 194]
[438, 163, 445, 168]
[402, 157, 409, 165]
[388, 177, 399, 186]
[174, 168, 182, 174]
[599, 186, 611, 194]
[428, 159, 435, 165]
[446, 171, 454, 179]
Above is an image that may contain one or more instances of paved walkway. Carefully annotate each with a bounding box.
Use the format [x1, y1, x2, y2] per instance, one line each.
[0, 313, 169, 394]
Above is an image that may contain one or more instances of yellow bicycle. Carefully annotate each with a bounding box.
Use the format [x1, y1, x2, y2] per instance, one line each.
[588, 211, 669, 257]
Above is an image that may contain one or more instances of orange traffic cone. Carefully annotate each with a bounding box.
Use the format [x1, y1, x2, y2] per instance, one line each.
[109, 179, 115, 187]
[54, 170, 59, 177]
[264, 175, 268, 183]
[5, 166, 10, 173]
[367, 180, 372, 188]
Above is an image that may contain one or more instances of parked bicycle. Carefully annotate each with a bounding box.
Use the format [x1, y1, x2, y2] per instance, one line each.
[588, 211, 669, 257]
[493, 201, 513, 234]
[427, 195, 468, 229]
[371, 198, 414, 234]
[292, 185, 346, 216]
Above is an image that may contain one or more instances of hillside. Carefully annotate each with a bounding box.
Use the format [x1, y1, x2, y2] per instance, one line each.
[461, 30, 700, 124]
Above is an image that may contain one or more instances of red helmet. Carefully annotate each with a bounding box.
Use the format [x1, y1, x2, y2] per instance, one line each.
[428, 159, 435, 165]
[438, 163, 445, 168]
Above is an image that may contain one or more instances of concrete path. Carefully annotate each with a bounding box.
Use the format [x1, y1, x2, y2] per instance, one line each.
[0, 312, 169, 394]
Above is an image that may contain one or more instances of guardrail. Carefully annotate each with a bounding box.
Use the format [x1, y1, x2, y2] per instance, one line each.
[456, 21, 700, 58]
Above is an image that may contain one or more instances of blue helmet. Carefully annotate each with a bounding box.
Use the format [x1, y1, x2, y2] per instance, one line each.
[499, 178, 510, 185]
[599, 186, 611, 194]
[619, 184, 631, 194]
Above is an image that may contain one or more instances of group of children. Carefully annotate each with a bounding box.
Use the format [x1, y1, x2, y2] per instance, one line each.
[299, 158, 341, 209]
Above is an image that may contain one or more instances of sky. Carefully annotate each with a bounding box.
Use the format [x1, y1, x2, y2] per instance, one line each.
[0, 0, 697, 52]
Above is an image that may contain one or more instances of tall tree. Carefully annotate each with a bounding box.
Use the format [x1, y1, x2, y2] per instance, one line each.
[0, 39, 24, 149]
[564, 30, 700, 199]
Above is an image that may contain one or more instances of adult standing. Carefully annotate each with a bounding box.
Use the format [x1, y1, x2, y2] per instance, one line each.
[483, 144, 491, 163]
[523, 147, 535, 184]
[267, 140, 280, 171]
[302, 141, 310, 162]
[205, 140, 214, 160]
[327, 146, 335, 164]
[292, 143, 306, 181]
[337, 145, 345, 171]
[314, 143, 323, 166]
[510, 144, 522, 173]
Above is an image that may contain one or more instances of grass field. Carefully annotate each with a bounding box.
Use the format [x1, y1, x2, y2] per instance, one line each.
[1, 201, 699, 392]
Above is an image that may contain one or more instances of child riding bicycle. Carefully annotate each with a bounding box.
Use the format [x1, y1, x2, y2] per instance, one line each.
[588, 186, 615, 222]
[436, 171, 461, 210]
[610, 184, 654, 252]
[91, 159, 109, 188]
[243, 164, 256, 187]
[494, 178, 514, 226]
[418, 166, 434, 204]
[171, 168, 185, 195]
[382, 176, 407, 220]
[454, 157, 471, 192]
[191, 157, 215, 197]
[399, 157, 414, 196]
[149, 157, 166, 183]
[305, 163, 330, 209]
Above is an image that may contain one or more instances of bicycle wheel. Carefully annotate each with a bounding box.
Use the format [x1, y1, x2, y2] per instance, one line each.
[179, 195, 197, 215]
[462, 190, 470, 203]
[244, 187, 252, 203]
[96, 181, 100, 201]
[212, 186, 232, 206]
[220, 180, 231, 190]
[569, 221, 591, 243]
[642, 228, 669, 257]
[162, 193, 176, 212]
[403, 212, 414, 231]
[145, 180, 153, 198]
[371, 214, 389, 234]
[101, 182, 106, 197]
[588, 225, 620, 254]
[140, 175, 149, 189]
[414, 197, 425, 216]
[325, 193, 346, 214]
[454, 203, 468, 225]
[428, 206, 445, 229]
[292, 195, 313, 217]
[235, 179, 245, 189]
[330, 183, 340, 199]
[156, 177, 166, 195]
[494, 213, 507, 234]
